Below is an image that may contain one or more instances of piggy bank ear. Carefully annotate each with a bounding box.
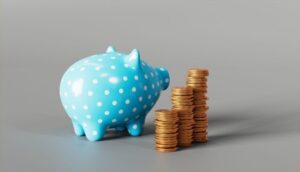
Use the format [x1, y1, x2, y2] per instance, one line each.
[106, 46, 117, 53]
[125, 49, 141, 69]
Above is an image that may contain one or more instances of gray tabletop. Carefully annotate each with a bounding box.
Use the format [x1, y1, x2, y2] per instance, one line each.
[1, 0, 300, 171]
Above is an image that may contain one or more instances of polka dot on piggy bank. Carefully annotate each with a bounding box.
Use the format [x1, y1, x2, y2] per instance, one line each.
[59, 46, 170, 141]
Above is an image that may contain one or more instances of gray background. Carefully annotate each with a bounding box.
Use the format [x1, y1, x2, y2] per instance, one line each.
[1, 0, 300, 171]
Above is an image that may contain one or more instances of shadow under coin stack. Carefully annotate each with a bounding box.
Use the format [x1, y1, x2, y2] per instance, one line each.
[155, 109, 179, 152]
[171, 87, 195, 147]
[186, 68, 209, 143]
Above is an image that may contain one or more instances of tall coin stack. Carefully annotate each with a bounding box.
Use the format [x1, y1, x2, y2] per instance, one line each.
[171, 87, 195, 147]
[186, 68, 209, 143]
[155, 109, 179, 152]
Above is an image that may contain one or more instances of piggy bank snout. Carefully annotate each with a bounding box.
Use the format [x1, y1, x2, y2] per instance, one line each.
[156, 67, 170, 90]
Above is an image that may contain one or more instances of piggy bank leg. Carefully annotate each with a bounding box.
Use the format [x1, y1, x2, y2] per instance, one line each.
[72, 120, 85, 136]
[126, 116, 146, 136]
[84, 124, 106, 141]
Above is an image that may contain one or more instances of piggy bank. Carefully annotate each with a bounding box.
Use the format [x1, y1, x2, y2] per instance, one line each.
[59, 46, 170, 141]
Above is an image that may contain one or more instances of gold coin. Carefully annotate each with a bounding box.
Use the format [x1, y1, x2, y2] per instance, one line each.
[155, 119, 178, 123]
[178, 134, 193, 137]
[193, 88, 207, 92]
[186, 81, 208, 86]
[186, 75, 208, 81]
[193, 130, 208, 134]
[172, 106, 194, 110]
[193, 136, 208, 140]
[187, 73, 208, 78]
[194, 108, 208, 112]
[188, 85, 208, 89]
[178, 131, 193, 135]
[193, 94, 208, 99]
[194, 106, 209, 111]
[155, 126, 178, 131]
[155, 132, 178, 137]
[179, 118, 195, 122]
[194, 122, 208, 126]
[171, 97, 194, 102]
[194, 122, 208, 125]
[178, 133, 194, 138]
[177, 110, 194, 113]
[156, 145, 178, 150]
[155, 138, 177, 143]
[178, 142, 192, 147]
[155, 121, 178, 126]
[188, 67, 209, 72]
[187, 83, 208, 87]
[178, 136, 193, 140]
[155, 130, 178, 134]
[178, 117, 194, 121]
[156, 143, 177, 148]
[193, 105, 209, 109]
[178, 139, 193, 143]
[177, 108, 194, 112]
[193, 134, 208, 137]
[194, 102, 207, 106]
[155, 126, 178, 130]
[156, 124, 178, 130]
[187, 74, 208, 78]
[155, 137, 177, 141]
[186, 80, 208, 84]
[194, 112, 208, 116]
[187, 69, 209, 74]
[194, 116, 207, 120]
[193, 96, 207, 100]
[179, 127, 194, 131]
[172, 86, 193, 95]
[171, 101, 194, 105]
[155, 118, 179, 122]
[194, 120, 208, 123]
[193, 138, 207, 142]
[193, 129, 207, 133]
[194, 116, 208, 120]
[171, 95, 193, 99]
[177, 112, 194, 116]
[156, 115, 179, 121]
[179, 123, 194, 127]
[172, 102, 194, 106]
[171, 99, 194, 103]
[190, 87, 208, 91]
[156, 147, 177, 152]
[194, 123, 207, 126]
[155, 117, 179, 121]
[194, 111, 208, 115]
[179, 126, 194, 131]
[178, 129, 194, 133]
[155, 109, 178, 116]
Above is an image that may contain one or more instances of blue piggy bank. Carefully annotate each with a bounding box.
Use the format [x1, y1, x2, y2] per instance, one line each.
[59, 46, 170, 141]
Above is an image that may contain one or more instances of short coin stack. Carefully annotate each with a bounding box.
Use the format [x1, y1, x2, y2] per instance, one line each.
[186, 68, 209, 143]
[155, 109, 179, 152]
[171, 87, 195, 147]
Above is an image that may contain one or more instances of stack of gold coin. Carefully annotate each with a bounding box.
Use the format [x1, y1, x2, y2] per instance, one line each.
[171, 87, 194, 147]
[186, 68, 209, 143]
[155, 109, 179, 152]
